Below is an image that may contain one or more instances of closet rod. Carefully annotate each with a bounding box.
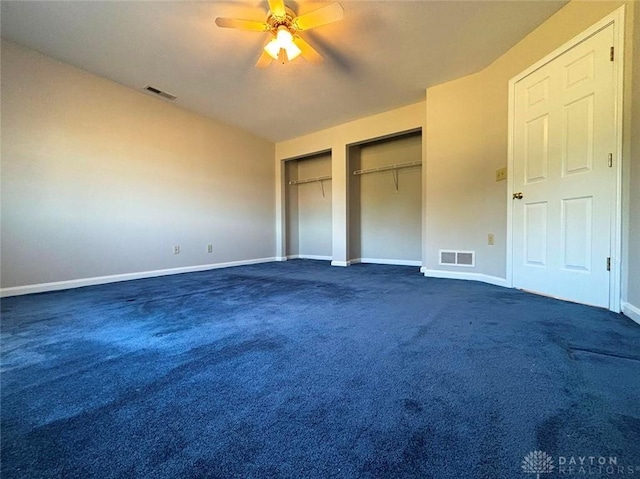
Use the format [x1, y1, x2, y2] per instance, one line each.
[288, 175, 332, 185]
[353, 160, 422, 176]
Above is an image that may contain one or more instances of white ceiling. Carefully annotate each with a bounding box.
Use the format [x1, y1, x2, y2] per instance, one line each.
[1, 0, 567, 142]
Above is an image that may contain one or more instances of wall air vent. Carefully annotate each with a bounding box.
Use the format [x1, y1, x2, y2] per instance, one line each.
[143, 85, 177, 101]
[439, 250, 475, 267]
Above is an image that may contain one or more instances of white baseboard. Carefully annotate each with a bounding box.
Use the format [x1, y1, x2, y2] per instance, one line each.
[287, 255, 332, 261]
[331, 260, 350, 267]
[422, 269, 508, 288]
[622, 302, 640, 326]
[351, 258, 422, 267]
[275, 256, 287, 262]
[0, 257, 278, 298]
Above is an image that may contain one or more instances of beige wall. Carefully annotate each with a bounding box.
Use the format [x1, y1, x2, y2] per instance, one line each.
[425, 1, 636, 299]
[349, 134, 422, 263]
[0, 40, 275, 292]
[425, 71, 498, 275]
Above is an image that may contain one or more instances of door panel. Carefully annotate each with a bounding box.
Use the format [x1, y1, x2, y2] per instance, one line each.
[565, 52, 595, 89]
[563, 95, 594, 175]
[525, 115, 549, 183]
[561, 196, 592, 271]
[524, 202, 548, 267]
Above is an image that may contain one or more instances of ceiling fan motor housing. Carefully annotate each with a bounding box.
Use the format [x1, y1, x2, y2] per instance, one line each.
[267, 6, 298, 35]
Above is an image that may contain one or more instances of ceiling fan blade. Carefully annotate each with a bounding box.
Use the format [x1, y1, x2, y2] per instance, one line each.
[256, 50, 273, 69]
[293, 3, 343, 31]
[268, 0, 286, 18]
[215, 17, 269, 32]
[293, 36, 324, 64]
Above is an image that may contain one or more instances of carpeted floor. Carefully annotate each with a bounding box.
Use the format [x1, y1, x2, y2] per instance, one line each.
[1, 260, 639, 478]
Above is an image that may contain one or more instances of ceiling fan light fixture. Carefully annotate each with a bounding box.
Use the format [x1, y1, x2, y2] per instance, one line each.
[264, 25, 301, 62]
[284, 41, 302, 61]
[276, 25, 293, 44]
[264, 38, 281, 59]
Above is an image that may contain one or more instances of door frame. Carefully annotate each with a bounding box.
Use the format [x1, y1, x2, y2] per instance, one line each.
[506, 6, 625, 312]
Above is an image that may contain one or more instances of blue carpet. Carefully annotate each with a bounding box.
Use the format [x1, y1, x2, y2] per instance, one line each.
[1, 260, 639, 478]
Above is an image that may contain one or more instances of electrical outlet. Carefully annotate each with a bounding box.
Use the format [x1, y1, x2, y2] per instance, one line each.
[488, 234, 495, 246]
[207, 244, 213, 254]
[173, 245, 180, 254]
[496, 167, 507, 181]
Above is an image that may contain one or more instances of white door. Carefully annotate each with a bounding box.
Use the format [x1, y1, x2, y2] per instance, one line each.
[512, 24, 616, 308]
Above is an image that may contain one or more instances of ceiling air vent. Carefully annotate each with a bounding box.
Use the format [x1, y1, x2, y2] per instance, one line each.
[143, 85, 177, 101]
[439, 250, 475, 267]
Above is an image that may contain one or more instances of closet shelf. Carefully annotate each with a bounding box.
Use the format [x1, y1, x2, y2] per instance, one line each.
[289, 175, 332, 185]
[353, 160, 422, 176]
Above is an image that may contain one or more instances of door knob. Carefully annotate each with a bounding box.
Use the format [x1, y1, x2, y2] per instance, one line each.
[513, 192, 524, 200]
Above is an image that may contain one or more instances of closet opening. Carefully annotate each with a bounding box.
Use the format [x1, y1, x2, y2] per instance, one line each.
[348, 130, 422, 266]
[285, 151, 333, 261]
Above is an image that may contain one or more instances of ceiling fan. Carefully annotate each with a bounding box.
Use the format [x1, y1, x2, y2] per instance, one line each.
[215, 0, 343, 68]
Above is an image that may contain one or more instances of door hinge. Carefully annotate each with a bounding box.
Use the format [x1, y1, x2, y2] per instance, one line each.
[607, 257, 611, 271]
[608, 153, 613, 167]
[610, 46, 614, 61]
